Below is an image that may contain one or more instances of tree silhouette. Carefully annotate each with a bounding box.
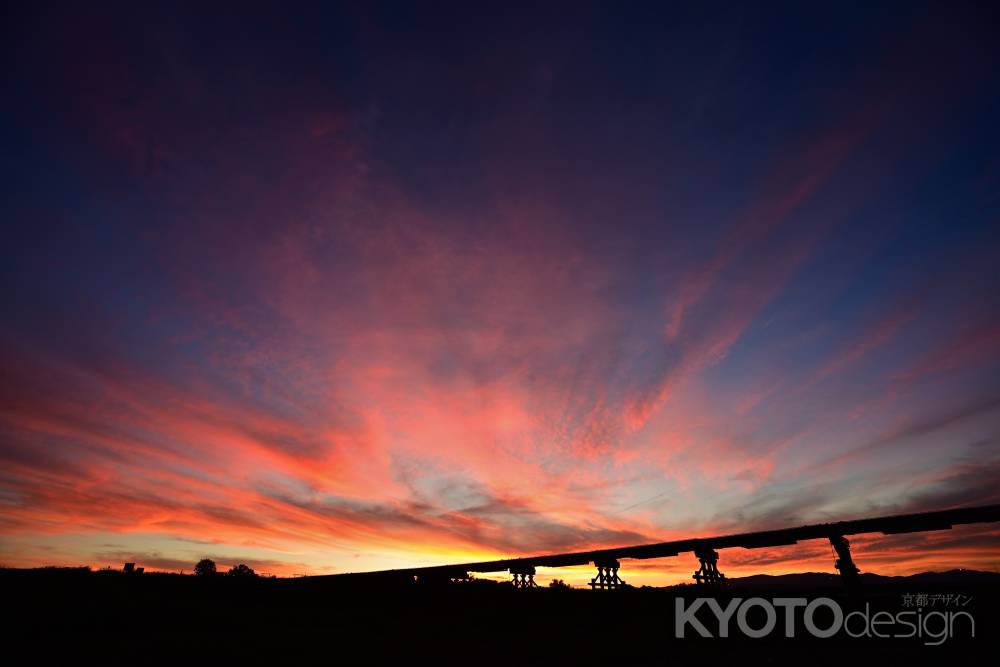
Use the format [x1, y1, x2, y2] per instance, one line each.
[227, 563, 257, 578]
[193, 558, 217, 576]
[548, 578, 570, 589]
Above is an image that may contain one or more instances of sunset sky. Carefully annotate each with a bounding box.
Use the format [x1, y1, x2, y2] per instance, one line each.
[2, 2, 999, 585]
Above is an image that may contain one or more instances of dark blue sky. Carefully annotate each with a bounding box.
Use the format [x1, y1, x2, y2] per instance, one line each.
[2, 1, 999, 580]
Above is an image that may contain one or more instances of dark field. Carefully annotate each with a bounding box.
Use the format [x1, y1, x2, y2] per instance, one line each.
[5, 568, 997, 665]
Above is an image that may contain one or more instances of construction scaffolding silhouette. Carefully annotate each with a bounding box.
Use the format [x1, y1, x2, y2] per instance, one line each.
[510, 564, 538, 588]
[692, 547, 725, 587]
[589, 558, 626, 590]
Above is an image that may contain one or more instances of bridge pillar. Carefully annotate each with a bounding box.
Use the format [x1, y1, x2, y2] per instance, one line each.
[509, 564, 538, 588]
[829, 535, 860, 586]
[693, 547, 726, 587]
[589, 558, 626, 590]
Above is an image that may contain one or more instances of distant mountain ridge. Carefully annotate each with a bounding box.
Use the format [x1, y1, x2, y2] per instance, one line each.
[719, 569, 1000, 589]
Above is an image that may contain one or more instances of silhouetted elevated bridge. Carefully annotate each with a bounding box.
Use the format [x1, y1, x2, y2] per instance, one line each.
[324, 504, 1000, 589]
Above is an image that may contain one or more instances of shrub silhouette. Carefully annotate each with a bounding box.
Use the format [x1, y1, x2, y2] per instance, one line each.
[548, 578, 570, 589]
[227, 563, 257, 578]
[194, 558, 217, 576]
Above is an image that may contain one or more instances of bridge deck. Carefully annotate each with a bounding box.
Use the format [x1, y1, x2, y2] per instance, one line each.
[320, 504, 1000, 580]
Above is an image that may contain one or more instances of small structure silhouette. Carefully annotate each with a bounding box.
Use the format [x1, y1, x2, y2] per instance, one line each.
[692, 547, 725, 587]
[509, 564, 538, 588]
[589, 558, 626, 590]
